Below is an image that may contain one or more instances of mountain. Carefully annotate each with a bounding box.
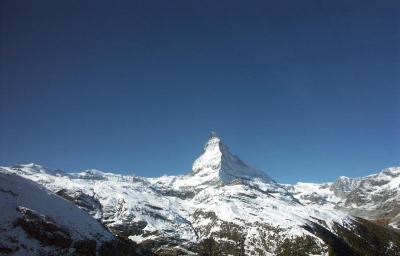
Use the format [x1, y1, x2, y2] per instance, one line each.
[1, 133, 400, 255]
[286, 167, 400, 230]
[0, 168, 152, 256]
[189, 132, 273, 185]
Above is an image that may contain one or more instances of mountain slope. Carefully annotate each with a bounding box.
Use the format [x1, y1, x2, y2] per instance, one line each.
[0, 169, 152, 256]
[286, 167, 400, 230]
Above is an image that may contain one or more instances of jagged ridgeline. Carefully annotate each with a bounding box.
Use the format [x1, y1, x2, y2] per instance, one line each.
[1, 133, 399, 255]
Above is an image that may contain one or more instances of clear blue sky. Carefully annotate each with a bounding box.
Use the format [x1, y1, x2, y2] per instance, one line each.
[1, 0, 399, 183]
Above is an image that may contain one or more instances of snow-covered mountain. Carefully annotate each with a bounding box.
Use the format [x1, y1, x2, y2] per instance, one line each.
[1, 133, 400, 255]
[0, 168, 151, 255]
[189, 132, 273, 185]
[286, 167, 400, 230]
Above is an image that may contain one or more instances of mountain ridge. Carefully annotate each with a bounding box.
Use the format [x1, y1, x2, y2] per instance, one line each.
[1, 133, 399, 255]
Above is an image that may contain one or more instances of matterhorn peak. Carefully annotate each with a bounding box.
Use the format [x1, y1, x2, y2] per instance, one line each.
[191, 132, 273, 185]
[202, 131, 228, 154]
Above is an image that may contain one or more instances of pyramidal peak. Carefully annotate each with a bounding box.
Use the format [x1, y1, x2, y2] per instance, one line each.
[199, 131, 229, 159]
[191, 132, 273, 185]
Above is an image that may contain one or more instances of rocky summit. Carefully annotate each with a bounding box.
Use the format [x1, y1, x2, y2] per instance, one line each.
[1, 133, 399, 255]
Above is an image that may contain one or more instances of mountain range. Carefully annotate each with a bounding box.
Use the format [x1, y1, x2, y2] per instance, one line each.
[1, 133, 399, 255]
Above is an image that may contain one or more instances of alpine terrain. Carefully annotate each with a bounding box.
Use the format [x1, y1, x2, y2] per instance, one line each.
[1, 133, 399, 255]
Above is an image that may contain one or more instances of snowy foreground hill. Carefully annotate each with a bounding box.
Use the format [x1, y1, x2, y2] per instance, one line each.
[0, 169, 152, 255]
[1, 133, 400, 255]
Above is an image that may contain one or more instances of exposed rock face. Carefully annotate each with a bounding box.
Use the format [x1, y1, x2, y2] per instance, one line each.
[56, 189, 103, 218]
[14, 206, 73, 248]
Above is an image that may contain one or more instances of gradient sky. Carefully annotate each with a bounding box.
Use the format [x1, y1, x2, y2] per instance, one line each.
[1, 0, 399, 183]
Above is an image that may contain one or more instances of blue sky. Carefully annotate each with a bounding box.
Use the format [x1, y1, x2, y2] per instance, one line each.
[1, 0, 399, 183]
